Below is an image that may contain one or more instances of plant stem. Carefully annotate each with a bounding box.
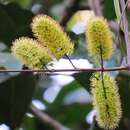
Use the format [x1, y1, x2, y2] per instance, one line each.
[65, 54, 77, 69]
[0, 66, 128, 73]
[100, 47, 109, 115]
[100, 47, 107, 99]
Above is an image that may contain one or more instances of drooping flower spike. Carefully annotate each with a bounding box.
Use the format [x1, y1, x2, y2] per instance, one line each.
[12, 37, 52, 69]
[90, 72, 122, 129]
[31, 14, 74, 59]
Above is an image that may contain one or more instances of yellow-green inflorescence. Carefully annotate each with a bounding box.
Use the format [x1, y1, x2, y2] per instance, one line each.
[86, 17, 113, 60]
[90, 72, 122, 129]
[31, 14, 74, 59]
[11, 37, 52, 69]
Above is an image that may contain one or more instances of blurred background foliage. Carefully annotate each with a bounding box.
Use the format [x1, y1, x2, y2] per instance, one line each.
[0, 0, 130, 130]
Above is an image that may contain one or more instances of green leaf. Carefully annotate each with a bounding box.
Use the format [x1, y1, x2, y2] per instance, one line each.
[0, 4, 16, 46]
[116, 72, 130, 118]
[0, 3, 34, 47]
[0, 73, 36, 128]
[0, 0, 32, 8]
[20, 115, 36, 130]
[73, 72, 92, 92]
[103, 0, 116, 20]
[13, 0, 32, 8]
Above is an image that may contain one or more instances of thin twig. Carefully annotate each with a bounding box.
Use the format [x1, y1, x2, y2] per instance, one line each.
[100, 46, 109, 116]
[44, 65, 53, 73]
[65, 54, 77, 69]
[119, 0, 130, 71]
[30, 105, 67, 130]
[0, 66, 128, 73]
[100, 47, 108, 101]
[100, 47, 104, 73]
[59, 0, 80, 70]
[33, 65, 52, 76]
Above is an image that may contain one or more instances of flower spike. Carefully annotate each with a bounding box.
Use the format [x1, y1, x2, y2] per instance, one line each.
[86, 17, 113, 60]
[31, 14, 74, 59]
[11, 37, 52, 69]
[90, 72, 122, 129]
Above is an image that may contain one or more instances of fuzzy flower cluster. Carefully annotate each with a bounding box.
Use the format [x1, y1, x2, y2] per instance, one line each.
[31, 15, 74, 59]
[86, 17, 113, 60]
[90, 72, 122, 129]
[12, 37, 52, 69]
[12, 15, 74, 69]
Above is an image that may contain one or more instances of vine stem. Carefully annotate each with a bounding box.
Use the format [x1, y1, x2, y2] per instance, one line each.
[0, 66, 128, 73]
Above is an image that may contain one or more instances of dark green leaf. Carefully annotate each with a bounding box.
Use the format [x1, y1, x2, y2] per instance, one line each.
[103, 0, 116, 20]
[73, 72, 92, 92]
[0, 3, 34, 47]
[116, 72, 130, 118]
[20, 115, 36, 130]
[0, 73, 36, 128]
